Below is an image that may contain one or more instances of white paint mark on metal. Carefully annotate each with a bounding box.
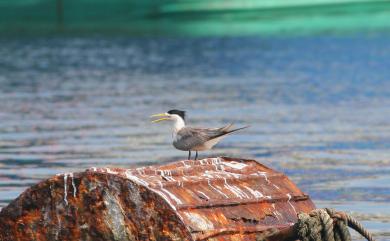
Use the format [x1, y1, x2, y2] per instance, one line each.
[125, 170, 149, 187]
[222, 161, 247, 170]
[153, 190, 177, 211]
[207, 178, 229, 198]
[136, 168, 146, 175]
[210, 157, 222, 165]
[159, 170, 176, 181]
[105, 168, 118, 174]
[223, 178, 244, 199]
[181, 161, 190, 168]
[257, 171, 271, 184]
[243, 186, 264, 199]
[197, 191, 210, 200]
[69, 173, 77, 197]
[222, 170, 241, 179]
[183, 212, 214, 230]
[199, 159, 207, 165]
[271, 203, 283, 220]
[161, 189, 183, 205]
[63, 174, 68, 205]
[287, 193, 297, 213]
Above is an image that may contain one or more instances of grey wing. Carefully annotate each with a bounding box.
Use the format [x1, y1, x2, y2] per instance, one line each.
[174, 126, 228, 150]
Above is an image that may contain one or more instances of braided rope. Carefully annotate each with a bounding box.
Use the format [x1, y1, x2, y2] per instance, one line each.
[312, 209, 335, 241]
[346, 213, 374, 241]
[326, 208, 351, 241]
[293, 208, 375, 241]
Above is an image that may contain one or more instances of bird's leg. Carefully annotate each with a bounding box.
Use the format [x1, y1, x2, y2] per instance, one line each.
[188, 151, 191, 160]
[195, 151, 198, 160]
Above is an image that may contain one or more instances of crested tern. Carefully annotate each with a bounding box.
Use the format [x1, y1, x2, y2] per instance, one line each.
[151, 109, 249, 160]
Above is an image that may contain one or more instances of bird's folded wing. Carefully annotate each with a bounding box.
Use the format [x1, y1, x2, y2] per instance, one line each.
[176, 126, 228, 149]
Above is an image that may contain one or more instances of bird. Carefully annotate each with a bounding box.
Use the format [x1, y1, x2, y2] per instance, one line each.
[151, 109, 249, 160]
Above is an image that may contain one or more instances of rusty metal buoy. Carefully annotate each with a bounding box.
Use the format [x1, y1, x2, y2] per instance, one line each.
[0, 157, 316, 241]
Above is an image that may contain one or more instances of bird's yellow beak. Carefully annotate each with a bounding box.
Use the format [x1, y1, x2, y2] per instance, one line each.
[150, 113, 170, 123]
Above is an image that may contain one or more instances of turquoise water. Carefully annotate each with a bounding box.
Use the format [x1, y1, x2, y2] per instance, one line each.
[1, 0, 390, 35]
[0, 34, 389, 239]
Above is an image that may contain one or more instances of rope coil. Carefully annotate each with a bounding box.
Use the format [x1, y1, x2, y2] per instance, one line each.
[294, 208, 375, 241]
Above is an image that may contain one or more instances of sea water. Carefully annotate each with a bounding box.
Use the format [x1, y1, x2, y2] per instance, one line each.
[0, 35, 389, 239]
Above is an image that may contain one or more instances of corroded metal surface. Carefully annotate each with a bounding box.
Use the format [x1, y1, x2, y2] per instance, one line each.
[0, 157, 315, 241]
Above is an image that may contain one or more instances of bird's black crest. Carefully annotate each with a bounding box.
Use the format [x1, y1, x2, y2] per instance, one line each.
[168, 109, 186, 120]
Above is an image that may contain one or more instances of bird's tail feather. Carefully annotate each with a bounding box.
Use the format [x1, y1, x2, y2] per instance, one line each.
[220, 123, 234, 132]
[211, 125, 250, 139]
[225, 125, 250, 134]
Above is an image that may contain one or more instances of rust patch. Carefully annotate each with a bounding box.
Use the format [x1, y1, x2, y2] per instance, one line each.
[0, 157, 315, 240]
